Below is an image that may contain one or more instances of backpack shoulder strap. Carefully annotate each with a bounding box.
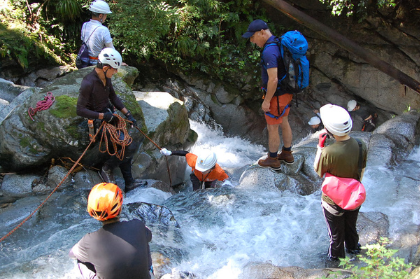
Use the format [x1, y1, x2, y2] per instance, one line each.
[355, 138, 363, 181]
[84, 25, 101, 44]
[262, 37, 281, 53]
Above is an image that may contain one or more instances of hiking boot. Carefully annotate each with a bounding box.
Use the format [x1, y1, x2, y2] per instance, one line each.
[277, 149, 294, 164]
[346, 243, 362, 254]
[258, 156, 281, 170]
[125, 180, 148, 192]
[99, 166, 116, 184]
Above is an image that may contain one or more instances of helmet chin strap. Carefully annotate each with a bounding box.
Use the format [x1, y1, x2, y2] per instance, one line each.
[325, 128, 334, 138]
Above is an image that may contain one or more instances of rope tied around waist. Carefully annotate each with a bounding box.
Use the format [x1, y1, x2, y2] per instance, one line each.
[99, 114, 133, 160]
[28, 92, 55, 121]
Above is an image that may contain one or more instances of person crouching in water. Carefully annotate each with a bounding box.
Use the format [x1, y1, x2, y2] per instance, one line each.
[69, 183, 154, 279]
[160, 149, 229, 191]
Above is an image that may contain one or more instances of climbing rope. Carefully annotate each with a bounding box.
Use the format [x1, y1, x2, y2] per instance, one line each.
[28, 92, 55, 121]
[0, 116, 174, 243]
[99, 114, 132, 161]
[0, 122, 105, 243]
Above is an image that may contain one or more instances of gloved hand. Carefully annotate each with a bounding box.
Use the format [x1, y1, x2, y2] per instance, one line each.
[318, 129, 329, 148]
[125, 112, 137, 127]
[103, 112, 114, 123]
[222, 180, 232, 187]
[160, 148, 172, 156]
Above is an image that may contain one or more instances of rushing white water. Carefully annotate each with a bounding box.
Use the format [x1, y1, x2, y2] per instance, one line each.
[0, 120, 419, 278]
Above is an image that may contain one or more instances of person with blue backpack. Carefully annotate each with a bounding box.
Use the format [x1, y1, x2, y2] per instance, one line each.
[242, 19, 309, 170]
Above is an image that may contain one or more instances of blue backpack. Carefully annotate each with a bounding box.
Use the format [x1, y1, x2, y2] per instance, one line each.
[264, 30, 310, 94]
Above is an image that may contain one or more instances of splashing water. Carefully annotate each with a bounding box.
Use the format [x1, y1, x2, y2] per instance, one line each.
[0, 120, 419, 278]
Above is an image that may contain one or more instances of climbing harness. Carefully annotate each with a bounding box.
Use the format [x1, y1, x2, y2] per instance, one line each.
[28, 92, 55, 121]
[265, 104, 290, 120]
[0, 121, 105, 243]
[99, 114, 132, 161]
[261, 88, 291, 119]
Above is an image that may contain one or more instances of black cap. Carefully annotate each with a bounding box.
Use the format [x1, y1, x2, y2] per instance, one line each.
[242, 19, 269, 38]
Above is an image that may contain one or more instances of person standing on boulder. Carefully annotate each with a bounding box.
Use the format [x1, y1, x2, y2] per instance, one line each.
[77, 48, 141, 192]
[69, 182, 154, 279]
[81, 0, 114, 67]
[159, 148, 230, 191]
[313, 104, 367, 262]
[242, 19, 294, 170]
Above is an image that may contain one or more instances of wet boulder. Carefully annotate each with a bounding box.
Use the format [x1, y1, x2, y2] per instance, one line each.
[132, 91, 196, 186]
[0, 66, 144, 171]
[370, 110, 420, 166]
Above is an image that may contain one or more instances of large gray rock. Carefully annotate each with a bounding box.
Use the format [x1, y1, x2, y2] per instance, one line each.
[133, 91, 195, 186]
[1, 173, 39, 198]
[0, 66, 144, 171]
[370, 111, 420, 166]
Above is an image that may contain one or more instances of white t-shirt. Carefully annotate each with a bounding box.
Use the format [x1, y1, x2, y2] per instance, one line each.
[81, 19, 113, 58]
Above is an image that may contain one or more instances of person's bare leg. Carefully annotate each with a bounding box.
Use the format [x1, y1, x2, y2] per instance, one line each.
[267, 124, 280, 153]
[279, 116, 292, 148]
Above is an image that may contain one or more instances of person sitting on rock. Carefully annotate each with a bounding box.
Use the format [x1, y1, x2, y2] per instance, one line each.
[69, 182, 154, 279]
[347, 100, 378, 132]
[160, 148, 230, 191]
[76, 48, 141, 192]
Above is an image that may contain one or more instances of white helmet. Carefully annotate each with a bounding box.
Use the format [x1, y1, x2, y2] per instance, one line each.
[89, 0, 112, 14]
[347, 100, 357, 111]
[195, 150, 217, 172]
[320, 104, 352, 136]
[98, 48, 122, 69]
[308, 116, 321, 126]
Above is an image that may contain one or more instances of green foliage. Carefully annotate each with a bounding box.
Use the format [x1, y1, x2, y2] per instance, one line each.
[110, 0, 273, 87]
[0, 0, 70, 68]
[319, 0, 396, 18]
[326, 238, 413, 279]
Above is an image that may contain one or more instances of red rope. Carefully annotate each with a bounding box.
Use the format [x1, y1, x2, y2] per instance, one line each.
[28, 92, 55, 121]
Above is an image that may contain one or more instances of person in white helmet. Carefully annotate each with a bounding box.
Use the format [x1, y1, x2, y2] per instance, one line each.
[160, 148, 229, 191]
[308, 115, 323, 133]
[80, 0, 115, 67]
[313, 104, 367, 263]
[77, 48, 141, 192]
[347, 100, 377, 132]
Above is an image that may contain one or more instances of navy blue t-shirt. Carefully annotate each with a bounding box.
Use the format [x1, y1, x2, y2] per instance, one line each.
[261, 36, 287, 93]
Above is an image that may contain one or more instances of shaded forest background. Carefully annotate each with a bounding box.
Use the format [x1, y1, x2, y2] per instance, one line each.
[0, 0, 419, 89]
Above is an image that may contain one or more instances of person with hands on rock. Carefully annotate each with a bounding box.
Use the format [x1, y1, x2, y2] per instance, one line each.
[160, 148, 230, 191]
[313, 104, 367, 263]
[77, 48, 141, 192]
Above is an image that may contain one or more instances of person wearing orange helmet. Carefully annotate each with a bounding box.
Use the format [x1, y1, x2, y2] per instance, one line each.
[69, 183, 154, 279]
[160, 148, 230, 191]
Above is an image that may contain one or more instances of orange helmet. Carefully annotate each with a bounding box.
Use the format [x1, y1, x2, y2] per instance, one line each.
[87, 183, 123, 221]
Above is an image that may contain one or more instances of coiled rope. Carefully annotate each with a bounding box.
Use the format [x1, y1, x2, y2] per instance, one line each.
[28, 92, 55, 121]
[99, 114, 132, 160]
[0, 121, 105, 243]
